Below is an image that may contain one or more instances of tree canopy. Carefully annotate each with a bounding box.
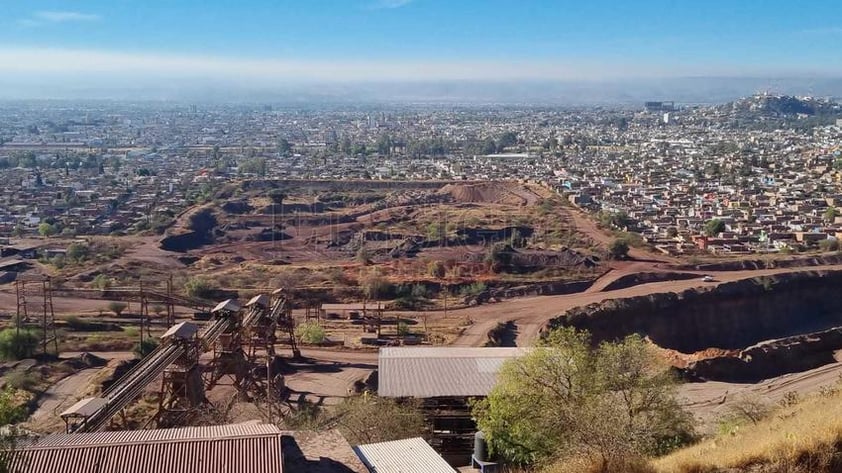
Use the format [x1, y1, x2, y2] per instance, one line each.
[608, 238, 630, 260]
[472, 327, 694, 467]
[704, 219, 726, 237]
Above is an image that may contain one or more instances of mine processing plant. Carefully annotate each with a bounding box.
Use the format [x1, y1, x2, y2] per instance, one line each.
[59, 289, 297, 433]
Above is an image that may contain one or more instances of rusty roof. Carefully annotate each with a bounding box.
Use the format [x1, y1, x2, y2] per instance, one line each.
[13, 424, 284, 473]
[378, 347, 526, 398]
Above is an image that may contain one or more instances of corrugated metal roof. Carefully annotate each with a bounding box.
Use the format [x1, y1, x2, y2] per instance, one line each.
[60, 397, 108, 418]
[28, 424, 282, 447]
[13, 424, 283, 473]
[246, 294, 270, 308]
[162, 321, 199, 340]
[353, 437, 456, 473]
[378, 347, 526, 398]
[212, 299, 241, 313]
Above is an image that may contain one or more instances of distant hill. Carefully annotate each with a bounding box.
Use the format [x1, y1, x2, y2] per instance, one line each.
[723, 94, 841, 117]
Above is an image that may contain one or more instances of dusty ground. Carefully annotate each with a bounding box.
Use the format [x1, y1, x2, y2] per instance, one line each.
[13, 180, 842, 436]
[26, 367, 104, 432]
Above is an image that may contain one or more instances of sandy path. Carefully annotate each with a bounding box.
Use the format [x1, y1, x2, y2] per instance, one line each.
[27, 368, 103, 430]
[680, 360, 842, 432]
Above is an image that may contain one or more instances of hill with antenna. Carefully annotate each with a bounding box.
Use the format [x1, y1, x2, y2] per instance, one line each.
[723, 93, 841, 117]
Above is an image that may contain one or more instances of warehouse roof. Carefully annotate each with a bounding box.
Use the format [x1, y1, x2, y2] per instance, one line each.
[354, 437, 457, 473]
[12, 423, 284, 473]
[377, 347, 526, 398]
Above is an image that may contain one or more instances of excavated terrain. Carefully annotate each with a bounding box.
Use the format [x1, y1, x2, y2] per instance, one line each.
[549, 271, 842, 382]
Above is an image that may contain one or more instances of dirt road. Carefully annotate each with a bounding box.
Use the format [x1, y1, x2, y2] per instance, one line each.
[27, 368, 103, 432]
[680, 358, 842, 432]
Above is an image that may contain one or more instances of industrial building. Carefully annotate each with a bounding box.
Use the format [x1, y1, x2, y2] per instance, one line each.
[377, 347, 525, 464]
[8, 423, 371, 473]
[9, 424, 286, 473]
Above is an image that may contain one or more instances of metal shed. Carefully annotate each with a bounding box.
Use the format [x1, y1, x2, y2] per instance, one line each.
[354, 437, 457, 473]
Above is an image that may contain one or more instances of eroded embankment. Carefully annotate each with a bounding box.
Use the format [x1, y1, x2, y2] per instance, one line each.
[548, 271, 842, 381]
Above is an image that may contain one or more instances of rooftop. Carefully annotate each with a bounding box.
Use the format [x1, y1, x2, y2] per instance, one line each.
[354, 437, 457, 473]
[14, 423, 284, 473]
[378, 347, 526, 398]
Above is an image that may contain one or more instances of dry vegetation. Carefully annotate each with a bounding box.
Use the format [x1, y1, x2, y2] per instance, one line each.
[654, 381, 842, 473]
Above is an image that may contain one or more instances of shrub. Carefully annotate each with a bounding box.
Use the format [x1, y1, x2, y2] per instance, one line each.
[0, 329, 40, 360]
[92, 274, 111, 290]
[608, 238, 630, 260]
[107, 301, 128, 317]
[134, 339, 158, 358]
[459, 282, 487, 297]
[818, 239, 839, 252]
[4, 371, 39, 392]
[184, 277, 215, 299]
[295, 322, 326, 345]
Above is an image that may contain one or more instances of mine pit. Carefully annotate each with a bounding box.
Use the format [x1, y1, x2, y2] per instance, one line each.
[553, 271, 842, 382]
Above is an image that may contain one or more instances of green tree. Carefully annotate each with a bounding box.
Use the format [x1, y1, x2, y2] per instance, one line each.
[184, 277, 215, 299]
[0, 329, 40, 360]
[134, 339, 158, 357]
[239, 157, 267, 176]
[277, 138, 292, 156]
[824, 207, 839, 223]
[704, 219, 726, 237]
[608, 238, 630, 260]
[295, 321, 326, 345]
[66, 242, 90, 263]
[37, 222, 57, 238]
[0, 387, 27, 473]
[333, 395, 426, 445]
[107, 302, 128, 317]
[92, 274, 111, 290]
[496, 131, 519, 152]
[472, 328, 693, 466]
[268, 189, 286, 206]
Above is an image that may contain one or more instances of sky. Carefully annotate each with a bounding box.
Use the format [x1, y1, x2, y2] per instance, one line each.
[1, 0, 841, 99]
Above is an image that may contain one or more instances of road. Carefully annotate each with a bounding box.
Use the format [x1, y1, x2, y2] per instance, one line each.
[27, 368, 104, 432]
[680, 357, 842, 432]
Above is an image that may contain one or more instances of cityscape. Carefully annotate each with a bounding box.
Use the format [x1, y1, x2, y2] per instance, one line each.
[2, 1, 842, 473]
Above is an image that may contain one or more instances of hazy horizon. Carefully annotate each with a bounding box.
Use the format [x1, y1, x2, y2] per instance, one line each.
[2, 0, 841, 103]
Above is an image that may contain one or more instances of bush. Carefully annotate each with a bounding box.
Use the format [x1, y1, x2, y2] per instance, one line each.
[134, 339, 158, 358]
[608, 238, 630, 260]
[107, 301, 128, 317]
[0, 329, 40, 360]
[0, 387, 26, 425]
[818, 239, 839, 252]
[333, 395, 426, 445]
[459, 282, 487, 297]
[184, 277, 215, 299]
[92, 274, 111, 290]
[295, 322, 326, 345]
[4, 371, 38, 392]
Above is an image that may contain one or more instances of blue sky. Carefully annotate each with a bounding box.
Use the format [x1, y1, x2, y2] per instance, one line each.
[1, 0, 841, 82]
